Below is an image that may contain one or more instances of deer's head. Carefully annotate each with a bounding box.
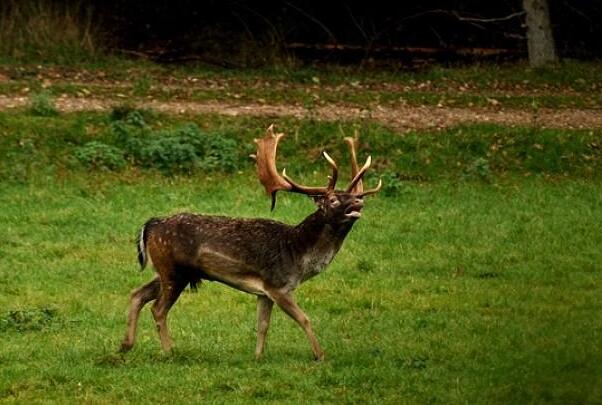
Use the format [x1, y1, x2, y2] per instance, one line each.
[252, 125, 381, 226]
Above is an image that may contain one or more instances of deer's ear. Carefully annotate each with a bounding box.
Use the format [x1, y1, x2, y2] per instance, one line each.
[312, 195, 326, 208]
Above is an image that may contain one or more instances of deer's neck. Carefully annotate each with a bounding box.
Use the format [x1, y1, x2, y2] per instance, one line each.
[292, 211, 353, 248]
[288, 210, 354, 282]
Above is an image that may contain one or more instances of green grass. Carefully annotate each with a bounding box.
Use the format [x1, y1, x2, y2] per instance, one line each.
[1, 173, 601, 403]
[1, 109, 601, 403]
[1, 110, 601, 183]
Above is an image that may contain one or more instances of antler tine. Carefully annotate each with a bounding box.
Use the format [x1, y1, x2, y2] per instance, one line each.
[322, 151, 338, 191]
[255, 125, 330, 210]
[358, 178, 382, 197]
[346, 155, 372, 193]
[344, 135, 363, 194]
[282, 169, 329, 196]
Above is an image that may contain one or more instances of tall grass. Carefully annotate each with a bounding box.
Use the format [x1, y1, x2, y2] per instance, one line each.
[0, 0, 106, 63]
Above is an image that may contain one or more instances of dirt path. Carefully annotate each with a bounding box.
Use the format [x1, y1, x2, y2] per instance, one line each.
[1, 94, 601, 131]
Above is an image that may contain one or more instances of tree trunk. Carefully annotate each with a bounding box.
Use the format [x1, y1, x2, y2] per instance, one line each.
[523, 0, 558, 67]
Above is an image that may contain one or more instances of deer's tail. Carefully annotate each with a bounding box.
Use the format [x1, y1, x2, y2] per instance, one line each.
[136, 218, 162, 270]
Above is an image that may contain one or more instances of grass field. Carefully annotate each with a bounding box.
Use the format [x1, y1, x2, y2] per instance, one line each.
[1, 65, 602, 403]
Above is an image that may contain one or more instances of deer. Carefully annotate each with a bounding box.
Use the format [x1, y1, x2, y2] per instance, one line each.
[119, 124, 382, 360]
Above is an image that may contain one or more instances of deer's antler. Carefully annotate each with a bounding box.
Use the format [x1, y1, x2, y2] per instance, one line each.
[344, 135, 363, 194]
[344, 134, 382, 196]
[253, 125, 292, 210]
[254, 125, 338, 210]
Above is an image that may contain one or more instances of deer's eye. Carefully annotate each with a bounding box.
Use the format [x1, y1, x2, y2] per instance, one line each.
[329, 196, 340, 207]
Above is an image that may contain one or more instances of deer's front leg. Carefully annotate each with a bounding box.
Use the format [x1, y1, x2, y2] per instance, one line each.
[255, 295, 274, 359]
[268, 290, 324, 361]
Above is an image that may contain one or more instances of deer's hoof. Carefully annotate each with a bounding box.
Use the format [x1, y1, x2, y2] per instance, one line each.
[119, 342, 133, 353]
[314, 351, 325, 361]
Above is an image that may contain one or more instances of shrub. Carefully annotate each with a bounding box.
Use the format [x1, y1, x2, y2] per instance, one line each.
[72, 116, 239, 174]
[137, 136, 199, 173]
[125, 110, 147, 128]
[464, 157, 492, 182]
[74, 141, 126, 171]
[135, 124, 238, 174]
[199, 132, 238, 172]
[28, 91, 59, 117]
[380, 171, 404, 196]
[110, 104, 138, 122]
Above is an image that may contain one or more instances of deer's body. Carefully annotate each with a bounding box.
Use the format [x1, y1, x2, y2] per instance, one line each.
[120, 126, 381, 360]
[139, 212, 350, 295]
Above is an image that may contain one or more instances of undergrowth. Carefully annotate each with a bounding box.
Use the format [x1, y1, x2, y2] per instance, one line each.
[0, 0, 105, 63]
[27, 91, 58, 117]
[74, 108, 238, 174]
[0, 108, 600, 184]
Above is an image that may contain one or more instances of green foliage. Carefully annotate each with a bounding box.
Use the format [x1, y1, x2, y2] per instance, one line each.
[464, 157, 492, 182]
[133, 123, 238, 174]
[28, 91, 58, 117]
[0, 308, 57, 332]
[1, 111, 601, 181]
[384, 124, 602, 180]
[74, 141, 126, 171]
[72, 110, 240, 174]
[137, 132, 199, 173]
[132, 77, 152, 97]
[380, 171, 405, 196]
[109, 104, 140, 122]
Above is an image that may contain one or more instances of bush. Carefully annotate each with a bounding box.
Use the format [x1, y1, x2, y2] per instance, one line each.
[28, 92, 58, 117]
[135, 124, 238, 174]
[199, 132, 238, 172]
[74, 141, 126, 171]
[138, 136, 199, 173]
[464, 157, 492, 182]
[380, 171, 404, 196]
[79, 111, 239, 174]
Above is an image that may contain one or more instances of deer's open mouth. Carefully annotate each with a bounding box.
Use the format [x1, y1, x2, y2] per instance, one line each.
[345, 202, 364, 218]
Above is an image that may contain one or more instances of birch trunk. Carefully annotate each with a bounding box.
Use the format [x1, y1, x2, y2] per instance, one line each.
[523, 0, 558, 67]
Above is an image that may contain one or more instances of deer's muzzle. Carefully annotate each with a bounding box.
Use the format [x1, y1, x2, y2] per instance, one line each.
[344, 199, 364, 218]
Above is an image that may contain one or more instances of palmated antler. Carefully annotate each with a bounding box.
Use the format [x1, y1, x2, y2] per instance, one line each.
[344, 133, 382, 197]
[253, 125, 380, 209]
[253, 125, 338, 210]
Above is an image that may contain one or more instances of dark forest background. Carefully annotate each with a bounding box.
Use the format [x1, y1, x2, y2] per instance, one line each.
[1, 0, 601, 66]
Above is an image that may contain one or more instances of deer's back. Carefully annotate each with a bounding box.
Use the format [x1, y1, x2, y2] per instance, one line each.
[144, 213, 297, 291]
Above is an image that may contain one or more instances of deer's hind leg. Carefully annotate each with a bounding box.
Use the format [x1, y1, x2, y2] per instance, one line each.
[120, 275, 161, 352]
[255, 295, 274, 359]
[151, 269, 189, 353]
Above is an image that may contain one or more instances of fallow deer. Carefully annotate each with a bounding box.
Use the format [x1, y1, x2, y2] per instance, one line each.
[120, 125, 381, 360]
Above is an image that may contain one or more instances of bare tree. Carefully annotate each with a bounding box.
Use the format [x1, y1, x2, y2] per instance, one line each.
[523, 0, 557, 67]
